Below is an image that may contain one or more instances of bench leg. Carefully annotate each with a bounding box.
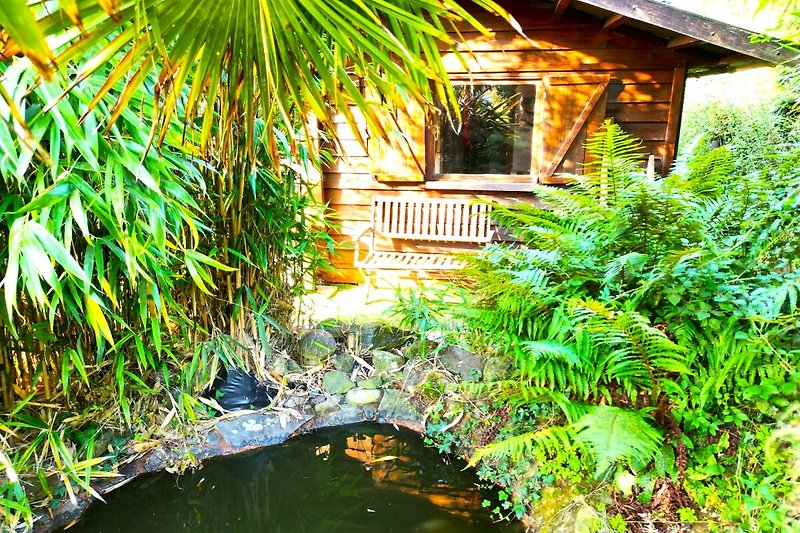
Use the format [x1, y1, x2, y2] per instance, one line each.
[364, 269, 375, 304]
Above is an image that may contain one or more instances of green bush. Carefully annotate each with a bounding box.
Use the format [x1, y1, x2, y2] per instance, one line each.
[679, 92, 800, 175]
[439, 121, 799, 530]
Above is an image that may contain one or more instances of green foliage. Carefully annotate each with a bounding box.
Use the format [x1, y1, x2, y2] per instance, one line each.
[469, 426, 573, 467]
[0, 55, 332, 528]
[387, 284, 468, 357]
[679, 98, 800, 176]
[573, 407, 662, 478]
[426, 120, 800, 529]
[0, 0, 513, 170]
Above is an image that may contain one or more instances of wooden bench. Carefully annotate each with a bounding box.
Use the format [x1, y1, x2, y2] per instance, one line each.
[355, 196, 494, 294]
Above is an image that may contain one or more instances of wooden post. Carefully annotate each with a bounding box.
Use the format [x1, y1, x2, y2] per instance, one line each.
[663, 66, 687, 175]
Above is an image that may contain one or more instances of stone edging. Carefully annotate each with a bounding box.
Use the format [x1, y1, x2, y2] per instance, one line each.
[34, 388, 423, 533]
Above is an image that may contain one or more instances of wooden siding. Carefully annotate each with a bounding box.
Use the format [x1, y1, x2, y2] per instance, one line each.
[320, 0, 687, 284]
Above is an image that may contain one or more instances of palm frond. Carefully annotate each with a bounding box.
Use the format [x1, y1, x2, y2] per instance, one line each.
[0, 0, 511, 162]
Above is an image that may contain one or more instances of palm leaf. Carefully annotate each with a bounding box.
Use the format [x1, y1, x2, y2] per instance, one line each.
[0, 0, 513, 162]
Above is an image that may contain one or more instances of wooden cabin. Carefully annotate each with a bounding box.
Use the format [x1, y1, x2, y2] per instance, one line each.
[320, 0, 786, 285]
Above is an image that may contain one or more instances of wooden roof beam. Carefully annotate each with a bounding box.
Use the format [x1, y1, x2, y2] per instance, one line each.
[572, 0, 790, 65]
[603, 13, 626, 30]
[667, 35, 702, 49]
[554, 0, 572, 17]
[718, 52, 767, 66]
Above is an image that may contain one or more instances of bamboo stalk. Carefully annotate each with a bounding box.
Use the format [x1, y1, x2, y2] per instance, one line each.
[1, 346, 11, 409]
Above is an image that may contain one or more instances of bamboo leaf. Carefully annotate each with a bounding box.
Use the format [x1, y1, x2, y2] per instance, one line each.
[16, 180, 74, 214]
[0, 0, 55, 78]
[184, 257, 213, 295]
[27, 220, 89, 284]
[184, 249, 236, 272]
[85, 295, 114, 344]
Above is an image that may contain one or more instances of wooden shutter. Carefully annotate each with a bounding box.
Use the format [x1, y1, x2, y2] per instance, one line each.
[369, 98, 426, 183]
[535, 74, 610, 184]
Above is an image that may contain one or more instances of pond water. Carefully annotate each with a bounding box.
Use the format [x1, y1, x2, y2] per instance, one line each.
[64, 424, 522, 533]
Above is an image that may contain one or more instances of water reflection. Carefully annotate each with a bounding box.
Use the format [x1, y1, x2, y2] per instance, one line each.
[66, 424, 521, 533]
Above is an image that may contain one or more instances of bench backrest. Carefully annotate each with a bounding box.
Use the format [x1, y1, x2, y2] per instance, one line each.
[371, 196, 494, 243]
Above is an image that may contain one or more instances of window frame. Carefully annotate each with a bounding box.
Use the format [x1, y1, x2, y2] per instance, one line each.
[426, 77, 545, 190]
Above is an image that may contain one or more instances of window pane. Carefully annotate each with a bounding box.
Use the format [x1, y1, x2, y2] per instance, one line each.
[439, 84, 535, 175]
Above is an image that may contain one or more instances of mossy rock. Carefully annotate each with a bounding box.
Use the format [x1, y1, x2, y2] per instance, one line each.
[372, 350, 406, 375]
[299, 329, 338, 366]
[440, 345, 482, 382]
[322, 370, 355, 395]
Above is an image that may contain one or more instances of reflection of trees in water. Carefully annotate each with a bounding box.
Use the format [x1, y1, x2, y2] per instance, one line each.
[342, 432, 486, 519]
[179, 434, 372, 532]
[72, 425, 519, 533]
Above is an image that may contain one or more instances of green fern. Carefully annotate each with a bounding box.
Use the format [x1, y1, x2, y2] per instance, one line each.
[580, 119, 645, 206]
[468, 425, 574, 467]
[573, 406, 662, 478]
[435, 118, 800, 510]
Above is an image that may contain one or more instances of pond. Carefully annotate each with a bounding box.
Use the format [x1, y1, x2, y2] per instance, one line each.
[64, 424, 522, 532]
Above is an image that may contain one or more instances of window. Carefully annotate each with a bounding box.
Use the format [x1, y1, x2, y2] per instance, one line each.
[437, 84, 537, 175]
[367, 74, 612, 186]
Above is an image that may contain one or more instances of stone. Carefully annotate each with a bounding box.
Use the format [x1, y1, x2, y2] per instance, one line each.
[371, 325, 411, 351]
[399, 363, 429, 391]
[271, 356, 288, 376]
[372, 349, 406, 375]
[355, 322, 381, 348]
[357, 376, 382, 389]
[311, 404, 370, 429]
[440, 345, 483, 382]
[403, 337, 435, 359]
[377, 389, 424, 429]
[186, 429, 222, 459]
[322, 370, 355, 394]
[272, 354, 302, 376]
[215, 412, 311, 449]
[345, 387, 382, 406]
[426, 329, 446, 343]
[312, 393, 341, 406]
[299, 329, 337, 366]
[283, 395, 306, 410]
[286, 357, 303, 373]
[313, 396, 341, 415]
[331, 351, 356, 374]
[316, 318, 347, 343]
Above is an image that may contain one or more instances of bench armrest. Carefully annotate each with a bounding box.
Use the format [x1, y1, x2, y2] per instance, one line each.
[353, 226, 375, 266]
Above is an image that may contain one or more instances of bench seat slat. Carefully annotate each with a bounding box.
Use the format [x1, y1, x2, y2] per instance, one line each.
[357, 251, 465, 271]
[356, 196, 493, 283]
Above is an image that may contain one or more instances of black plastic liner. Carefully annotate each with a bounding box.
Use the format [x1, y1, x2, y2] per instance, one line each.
[210, 368, 274, 411]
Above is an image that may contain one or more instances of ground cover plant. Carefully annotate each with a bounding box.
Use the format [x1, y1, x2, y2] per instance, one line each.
[401, 121, 800, 530]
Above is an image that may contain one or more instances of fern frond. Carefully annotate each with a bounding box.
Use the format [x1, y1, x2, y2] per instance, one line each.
[680, 145, 736, 197]
[751, 271, 800, 319]
[603, 252, 649, 286]
[581, 120, 645, 205]
[522, 340, 580, 365]
[571, 300, 690, 393]
[468, 425, 574, 467]
[573, 406, 662, 477]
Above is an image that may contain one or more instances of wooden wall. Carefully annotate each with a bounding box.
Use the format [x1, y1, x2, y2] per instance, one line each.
[320, 0, 687, 284]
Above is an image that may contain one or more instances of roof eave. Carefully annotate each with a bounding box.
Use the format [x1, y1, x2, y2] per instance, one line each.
[568, 0, 793, 66]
